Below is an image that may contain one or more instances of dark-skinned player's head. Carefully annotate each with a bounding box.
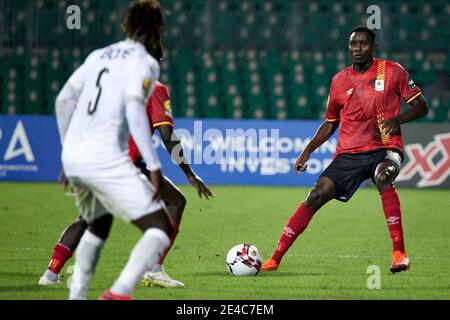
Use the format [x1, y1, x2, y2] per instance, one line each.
[348, 26, 377, 66]
[122, 0, 167, 57]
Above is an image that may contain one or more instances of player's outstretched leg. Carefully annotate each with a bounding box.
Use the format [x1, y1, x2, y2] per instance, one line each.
[68, 214, 113, 299]
[374, 161, 410, 273]
[262, 176, 335, 271]
[39, 216, 87, 286]
[100, 209, 172, 300]
[262, 202, 315, 271]
[142, 177, 186, 288]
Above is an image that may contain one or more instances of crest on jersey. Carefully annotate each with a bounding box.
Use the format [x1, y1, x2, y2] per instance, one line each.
[408, 75, 417, 89]
[375, 79, 384, 91]
[375, 60, 385, 92]
[164, 100, 173, 118]
[143, 78, 152, 97]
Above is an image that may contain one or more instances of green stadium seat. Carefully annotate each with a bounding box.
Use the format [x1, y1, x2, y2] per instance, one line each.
[262, 50, 289, 119]
[170, 48, 201, 117]
[200, 51, 224, 118]
[221, 50, 246, 118]
[0, 0, 448, 122]
[23, 55, 43, 114]
[0, 52, 7, 113]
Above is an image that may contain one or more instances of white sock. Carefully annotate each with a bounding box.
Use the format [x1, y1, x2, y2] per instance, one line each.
[111, 228, 170, 297]
[148, 263, 163, 273]
[68, 230, 104, 300]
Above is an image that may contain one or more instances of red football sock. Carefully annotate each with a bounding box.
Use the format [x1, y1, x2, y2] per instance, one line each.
[48, 243, 73, 274]
[381, 188, 405, 253]
[158, 224, 179, 265]
[272, 202, 315, 264]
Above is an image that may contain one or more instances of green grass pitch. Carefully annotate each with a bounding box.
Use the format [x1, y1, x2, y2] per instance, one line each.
[0, 182, 449, 300]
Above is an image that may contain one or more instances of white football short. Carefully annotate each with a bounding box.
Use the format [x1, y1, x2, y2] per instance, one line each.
[66, 163, 165, 224]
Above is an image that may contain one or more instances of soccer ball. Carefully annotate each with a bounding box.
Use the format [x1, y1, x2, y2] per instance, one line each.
[225, 243, 263, 276]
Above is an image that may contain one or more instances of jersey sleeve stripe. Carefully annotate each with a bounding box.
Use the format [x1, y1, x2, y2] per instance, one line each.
[405, 92, 422, 104]
[152, 121, 174, 128]
[326, 118, 340, 122]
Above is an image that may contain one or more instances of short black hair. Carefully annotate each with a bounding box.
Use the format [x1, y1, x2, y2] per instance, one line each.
[349, 26, 376, 44]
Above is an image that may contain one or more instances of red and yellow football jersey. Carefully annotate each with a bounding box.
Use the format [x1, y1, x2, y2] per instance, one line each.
[326, 58, 421, 158]
[129, 81, 174, 163]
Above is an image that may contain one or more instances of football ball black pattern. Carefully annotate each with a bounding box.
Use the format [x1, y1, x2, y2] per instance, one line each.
[225, 243, 263, 276]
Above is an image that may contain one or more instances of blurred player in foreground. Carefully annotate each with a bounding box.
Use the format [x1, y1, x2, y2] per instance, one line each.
[40, 80, 213, 288]
[262, 26, 429, 273]
[54, 0, 171, 300]
[39, 44, 212, 289]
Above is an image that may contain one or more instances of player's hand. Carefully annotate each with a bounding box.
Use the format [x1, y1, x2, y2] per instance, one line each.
[294, 151, 311, 175]
[149, 169, 165, 202]
[187, 172, 214, 200]
[381, 118, 401, 136]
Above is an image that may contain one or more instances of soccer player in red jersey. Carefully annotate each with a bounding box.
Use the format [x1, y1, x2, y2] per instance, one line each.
[39, 46, 213, 288]
[262, 26, 429, 273]
[130, 80, 214, 287]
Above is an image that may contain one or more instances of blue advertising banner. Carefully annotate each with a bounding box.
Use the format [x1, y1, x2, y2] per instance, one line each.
[0, 116, 337, 186]
[0, 116, 62, 181]
[158, 119, 337, 186]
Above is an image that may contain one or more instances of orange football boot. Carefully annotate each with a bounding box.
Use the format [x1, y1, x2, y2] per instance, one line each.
[98, 290, 131, 300]
[390, 251, 410, 273]
[262, 258, 279, 271]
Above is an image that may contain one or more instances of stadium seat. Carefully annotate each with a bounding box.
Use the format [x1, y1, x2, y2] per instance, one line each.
[200, 50, 224, 118]
[0, 0, 448, 121]
[221, 49, 246, 118]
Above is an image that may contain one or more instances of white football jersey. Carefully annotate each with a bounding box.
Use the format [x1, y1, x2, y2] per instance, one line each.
[61, 40, 159, 176]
